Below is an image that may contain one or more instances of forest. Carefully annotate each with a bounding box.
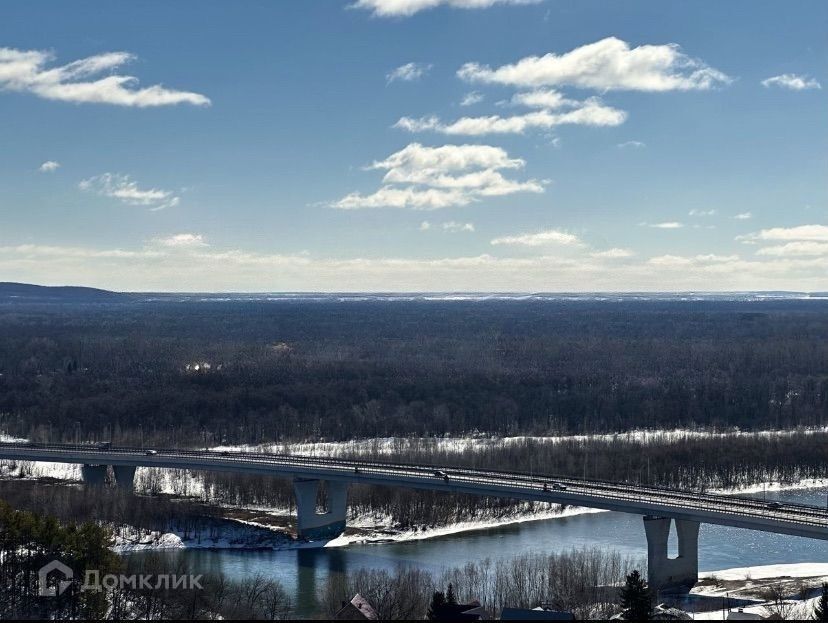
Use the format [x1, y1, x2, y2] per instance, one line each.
[0, 298, 827, 444]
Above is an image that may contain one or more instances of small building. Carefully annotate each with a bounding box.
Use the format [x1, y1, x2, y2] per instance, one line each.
[333, 593, 378, 620]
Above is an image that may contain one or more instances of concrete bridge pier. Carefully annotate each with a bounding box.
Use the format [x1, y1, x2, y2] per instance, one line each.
[293, 478, 348, 540]
[644, 516, 700, 594]
[112, 465, 136, 492]
[80, 464, 108, 486]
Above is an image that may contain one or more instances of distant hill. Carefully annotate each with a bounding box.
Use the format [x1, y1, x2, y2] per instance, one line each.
[0, 282, 131, 303]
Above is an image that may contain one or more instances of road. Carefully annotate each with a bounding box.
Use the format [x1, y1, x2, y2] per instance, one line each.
[1, 442, 827, 540]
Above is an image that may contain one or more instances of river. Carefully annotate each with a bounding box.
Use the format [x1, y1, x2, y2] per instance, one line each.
[130, 487, 828, 616]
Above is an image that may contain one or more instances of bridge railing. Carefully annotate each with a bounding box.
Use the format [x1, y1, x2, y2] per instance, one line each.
[2, 442, 827, 525]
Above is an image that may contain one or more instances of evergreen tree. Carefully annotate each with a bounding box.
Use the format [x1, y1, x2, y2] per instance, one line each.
[814, 582, 828, 621]
[427, 590, 446, 620]
[446, 583, 457, 605]
[619, 570, 651, 621]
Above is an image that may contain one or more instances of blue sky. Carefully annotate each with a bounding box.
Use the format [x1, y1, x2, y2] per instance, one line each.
[1, 0, 826, 291]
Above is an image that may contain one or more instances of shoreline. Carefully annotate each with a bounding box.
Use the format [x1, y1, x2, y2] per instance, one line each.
[114, 477, 828, 553]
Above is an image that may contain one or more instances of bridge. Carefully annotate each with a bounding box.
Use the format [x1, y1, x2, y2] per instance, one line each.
[1, 442, 827, 593]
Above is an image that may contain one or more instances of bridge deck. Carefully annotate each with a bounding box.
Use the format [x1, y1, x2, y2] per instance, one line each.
[1, 442, 827, 540]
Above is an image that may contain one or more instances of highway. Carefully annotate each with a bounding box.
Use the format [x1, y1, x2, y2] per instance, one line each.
[1, 442, 827, 540]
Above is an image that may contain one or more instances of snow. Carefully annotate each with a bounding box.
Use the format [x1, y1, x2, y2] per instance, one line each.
[212, 426, 828, 458]
[112, 519, 294, 553]
[701, 562, 828, 581]
[330, 504, 606, 547]
[682, 563, 828, 620]
[0, 433, 28, 443]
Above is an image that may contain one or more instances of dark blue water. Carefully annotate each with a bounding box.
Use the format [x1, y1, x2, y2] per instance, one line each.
[133, 487, 828, 615]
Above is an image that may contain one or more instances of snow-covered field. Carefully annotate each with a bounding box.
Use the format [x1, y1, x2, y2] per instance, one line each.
[212, 426, 828, 458]
[685, 563, 828, 620]
[701, 562, 828, 581]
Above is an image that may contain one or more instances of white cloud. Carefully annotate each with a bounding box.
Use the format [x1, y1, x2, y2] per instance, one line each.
[330, 143, 544, 209]
[333, 186, 473, 210]
[442, 221, 475, 232]
[648, 254, 739, 266]
[738, 225, 828, 243]
[387, 62, 432, 84]
[419, 220, 431, 231]
[369, 142, 525, 178]
[617, 140, 646, 149]
[590, 248, 635, 259]
[642, 221, 684, 229]
[756, 242, 828, 257]
[395, 98, 626, 135]
[153, 233, 208, 248]
[38, 160, 60, 172]
[491, 228, 582, 247]
[460, 91, 484, 106]
[79, 173, 180, 211]
[351, 0, 540, 18]
[734, 212, 753, 220]
[509, 88, 574, 109]
[689, 208, 717, 217]
[457, 37, 731, 91]
[0, 47, 210, 107]
[761, 74, 821, 91]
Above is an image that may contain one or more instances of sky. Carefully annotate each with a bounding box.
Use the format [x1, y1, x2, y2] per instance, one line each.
[1, 0, 826, 292]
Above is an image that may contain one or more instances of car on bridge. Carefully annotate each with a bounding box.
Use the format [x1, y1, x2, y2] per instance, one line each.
[433, 470, 449, 481]
[543, 482, 567, 491]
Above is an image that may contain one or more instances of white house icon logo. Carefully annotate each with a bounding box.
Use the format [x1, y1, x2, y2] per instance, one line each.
[38, 560, 74, 597]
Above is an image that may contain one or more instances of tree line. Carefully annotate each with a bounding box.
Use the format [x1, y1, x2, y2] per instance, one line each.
[0, 300, 826, 444]
[318, 547, 643, 620]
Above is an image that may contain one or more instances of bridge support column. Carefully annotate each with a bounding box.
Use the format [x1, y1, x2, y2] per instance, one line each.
[80, 464, 108, 486]
[293, 478, 348, 541]
[112, 465, 136, 492]
[643, 516, 700, 594]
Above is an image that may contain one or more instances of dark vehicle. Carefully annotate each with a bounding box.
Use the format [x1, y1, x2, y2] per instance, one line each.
[145, 449, 157, 456]
[766, 501, 782, 510]
[97, 441, 112, 450]
[551, 483, 567, 491]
